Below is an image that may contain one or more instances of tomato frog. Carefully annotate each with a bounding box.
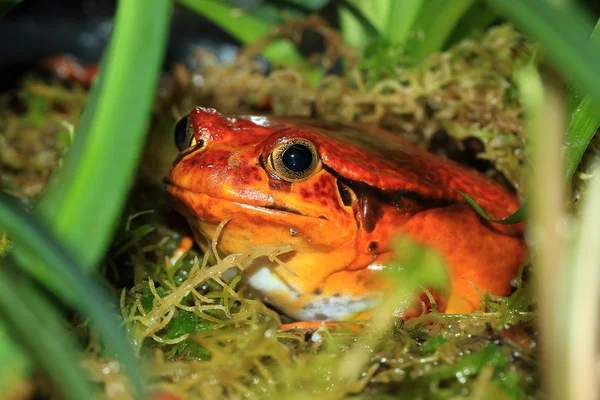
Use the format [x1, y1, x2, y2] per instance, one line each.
[165, 107, 526, 322]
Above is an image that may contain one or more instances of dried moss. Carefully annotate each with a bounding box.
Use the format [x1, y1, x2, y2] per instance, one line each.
[172, 25, 533, 193]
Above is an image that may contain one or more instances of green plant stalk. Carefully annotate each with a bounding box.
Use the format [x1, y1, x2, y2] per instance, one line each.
[560, 160, 600, 399]
[403, 0, 475, 58]
[339, 3, 379, 47]
[445, 2, 498, 47]
[0, 323, 30, 396]
[0, 261, 98, 400]
[564, 95, 600, 181]
[566, 19, 600, 116]
[564, 18, 600, 181]
[521, 71, 566, 400]
[348, 0, 391, 33]
[384, 0, 424, 46]
[460, 192, 527, 224]
[0, 196, 145, 398]
[178, 0, 304, 66]
[36, 0, 172, 272]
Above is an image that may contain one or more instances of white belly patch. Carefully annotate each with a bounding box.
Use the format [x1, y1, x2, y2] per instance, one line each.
[245, 265, 380, 321]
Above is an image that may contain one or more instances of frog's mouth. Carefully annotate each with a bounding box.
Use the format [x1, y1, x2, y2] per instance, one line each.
[164, 181, 329, 221]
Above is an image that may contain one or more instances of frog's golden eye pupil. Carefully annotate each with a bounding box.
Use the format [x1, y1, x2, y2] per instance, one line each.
[282, 144, 313, 173]
[269, 139, 321, 182]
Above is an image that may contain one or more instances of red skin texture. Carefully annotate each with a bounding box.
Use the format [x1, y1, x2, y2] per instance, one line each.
[167, 107, 526, 320]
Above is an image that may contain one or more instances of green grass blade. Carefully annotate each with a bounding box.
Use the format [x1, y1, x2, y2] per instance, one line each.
[338, 0, 380, 47]
[460, 193, 527, 224]
[279, 0, 330, 11]
[559, 160, 600, 399]
[0, 323, 30, 397]
[445, 2, 499, 47]
[565, 95, 600, 181]
[178, 0, 304, 66]
[384, 0, 424, 46]
[36, 0, 172, 271]
[566, 19, 600, 114]
[403, 0, 475, 58]
[564, 19, 600, 181]
[0, 261, 97, 400]
[0, 196, 145, 397]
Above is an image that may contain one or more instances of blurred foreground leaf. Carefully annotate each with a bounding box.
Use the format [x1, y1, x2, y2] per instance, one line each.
[0, 195, 145, 397]
[0, 261, 97, 400]
[0, 323, 30, 397]
[36, 0, 172, 272]
[385, 237, 449, 292]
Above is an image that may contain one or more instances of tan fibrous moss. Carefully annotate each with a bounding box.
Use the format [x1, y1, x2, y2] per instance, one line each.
[173, 24, 533, 194]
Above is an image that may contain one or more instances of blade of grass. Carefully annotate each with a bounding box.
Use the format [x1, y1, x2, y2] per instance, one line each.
[339, 0, 393, 35]
[560, 160, 600, 399]
[0, 196, 144, 397]
[445, 2, 499, 47]
[565, 95, 600, 181]
[403, 0, 475, 58]
[565, 19, 600, 115]
[460, 192, 527, 224]
[0, 261, 97, 400]
[564, 19, 600, 181]
[522, 69, 566, 400]
[278, 0, 330, 11]
[383, 0, 424, 46]
[338, 0, 380, 47]
[178, 0, 304, 66]
[0, 323, 30, 397]
[36, 0, 172, 272]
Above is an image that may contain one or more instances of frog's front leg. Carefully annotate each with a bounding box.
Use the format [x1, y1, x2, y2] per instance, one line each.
[277, 261, 445, 334]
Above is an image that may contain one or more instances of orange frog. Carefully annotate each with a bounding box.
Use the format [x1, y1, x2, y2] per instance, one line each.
[165, 107, 526, 321]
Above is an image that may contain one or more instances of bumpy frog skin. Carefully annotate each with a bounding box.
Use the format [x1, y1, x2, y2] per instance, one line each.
[166, 107, 526, 321]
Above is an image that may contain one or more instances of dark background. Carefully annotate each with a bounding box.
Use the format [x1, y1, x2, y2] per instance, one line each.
[2, 0, 600, 83]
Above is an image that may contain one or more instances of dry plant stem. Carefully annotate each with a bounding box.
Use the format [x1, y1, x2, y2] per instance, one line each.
[562, 162, 600, 399]
[525, 73, 565, 398]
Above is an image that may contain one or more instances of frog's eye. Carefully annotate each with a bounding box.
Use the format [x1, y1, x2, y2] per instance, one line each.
[174, 115, 200, 151]
[267, 139, 321, 182]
